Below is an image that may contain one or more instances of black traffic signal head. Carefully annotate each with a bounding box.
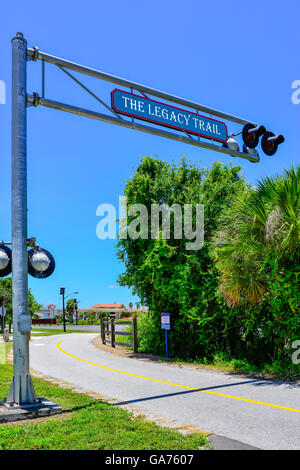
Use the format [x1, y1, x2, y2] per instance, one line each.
[0, 244, 12, 277]
[242, 123, 266, 149]
[261, 131, 285, 156]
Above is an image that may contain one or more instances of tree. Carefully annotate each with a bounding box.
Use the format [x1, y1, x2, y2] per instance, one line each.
[0, 277, 42, 331]
[66, 299, 75, 323]
[213, 166, 300, 306]
[128, 302, 133, 309]
[0, 279, 12, 333]
[212, 166, 300, 363]
[117, 157, 247, 358]
[83, 310, 105, 324]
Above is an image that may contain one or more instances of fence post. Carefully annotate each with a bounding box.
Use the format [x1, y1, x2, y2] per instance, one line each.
[133, 317, 138, 353]
[111, 318, 115, 348]
[105, 319, 109, 344]
[100, 318, 105, 344]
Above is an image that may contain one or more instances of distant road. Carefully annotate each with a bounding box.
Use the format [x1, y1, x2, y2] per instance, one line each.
[32, 324, 128, 332]
[30, 333, 300, 450]
[32, 325, 101, 332]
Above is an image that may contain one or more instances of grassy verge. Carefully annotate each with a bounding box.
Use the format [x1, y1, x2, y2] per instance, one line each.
[0, 343, 11, 365]
[4, 329, 93, 339]
[135, 317, 299, 382]
[31, 329, 91, 337]
[167, 354, 300, 382]
[0, 362, 208, 450]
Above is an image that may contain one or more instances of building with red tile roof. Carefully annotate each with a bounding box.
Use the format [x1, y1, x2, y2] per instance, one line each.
[91, 303, 125, 309]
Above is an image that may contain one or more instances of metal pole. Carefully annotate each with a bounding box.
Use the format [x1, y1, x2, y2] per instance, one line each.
[165, 329, 169, 358]
[7, 33, 37, 405]
[62, 292, 66, 332]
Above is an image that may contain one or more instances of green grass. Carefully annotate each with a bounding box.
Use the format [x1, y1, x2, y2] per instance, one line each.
[0, 343, 11, 365]
[0, 362, 208, 450]
[170, 353, 300, 382]
[31, 329, 91, 337]
[115, 323, 134, 348]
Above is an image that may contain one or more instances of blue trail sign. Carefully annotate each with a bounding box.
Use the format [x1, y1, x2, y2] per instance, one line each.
[111, 89, 228, 142]
[161, 312, 170, 358]
[161, 312, 170, 330]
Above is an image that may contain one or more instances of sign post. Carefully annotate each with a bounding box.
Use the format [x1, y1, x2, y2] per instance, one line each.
[161, 312, 170, 358]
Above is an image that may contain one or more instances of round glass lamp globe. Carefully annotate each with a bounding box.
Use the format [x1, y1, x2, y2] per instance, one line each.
[31, 252, 50, 273]
[226, 137, 239, 152]
[0, 250, 9, 270]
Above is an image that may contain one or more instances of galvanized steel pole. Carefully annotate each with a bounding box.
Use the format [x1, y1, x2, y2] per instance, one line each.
[7, 33, 37, 405]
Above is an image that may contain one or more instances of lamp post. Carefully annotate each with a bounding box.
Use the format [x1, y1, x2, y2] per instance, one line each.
[60, 289, 78, 331]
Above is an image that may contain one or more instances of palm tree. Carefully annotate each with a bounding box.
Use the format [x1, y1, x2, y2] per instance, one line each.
[213, 166, 300, 307]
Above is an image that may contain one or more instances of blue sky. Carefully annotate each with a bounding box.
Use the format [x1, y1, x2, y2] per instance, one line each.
[0, 1, 299, 309]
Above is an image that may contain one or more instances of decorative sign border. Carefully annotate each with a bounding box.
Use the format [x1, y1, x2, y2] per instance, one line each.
[111, 89, 228, 143]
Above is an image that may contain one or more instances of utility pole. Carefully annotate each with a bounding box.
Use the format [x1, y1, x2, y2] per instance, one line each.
[60, 288, 66, 332]
[7, 33, 37, 405]
[62, 292, 66, 332]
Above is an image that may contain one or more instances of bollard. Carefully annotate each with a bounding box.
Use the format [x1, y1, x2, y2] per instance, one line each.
[3, 328, 10, 343]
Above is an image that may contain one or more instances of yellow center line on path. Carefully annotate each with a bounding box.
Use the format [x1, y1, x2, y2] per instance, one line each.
[57, 340, 300, 413]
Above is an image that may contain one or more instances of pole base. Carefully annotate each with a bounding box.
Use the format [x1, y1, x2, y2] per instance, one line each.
[0, 398, 62, 422]
[6, 374, 37, 405]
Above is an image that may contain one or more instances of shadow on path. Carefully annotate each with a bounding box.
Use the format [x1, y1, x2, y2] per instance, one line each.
[112, 378, 266, 406]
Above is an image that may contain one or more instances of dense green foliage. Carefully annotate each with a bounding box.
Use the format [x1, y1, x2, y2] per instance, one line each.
[117, 157, 299, 375]
[66, 298, 75, 321]
[213, 166, 300, 367]
[117, 157, 247, 357]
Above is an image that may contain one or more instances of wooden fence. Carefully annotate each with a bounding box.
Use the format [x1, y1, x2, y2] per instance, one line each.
[100, 318, 137, 353]
[32, 318, 57, 325]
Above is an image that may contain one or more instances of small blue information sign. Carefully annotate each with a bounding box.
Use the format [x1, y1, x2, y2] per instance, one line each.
[111, 89, 228, 142]
[161, 312, 170, 358]
[161, 312, 170, 330]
